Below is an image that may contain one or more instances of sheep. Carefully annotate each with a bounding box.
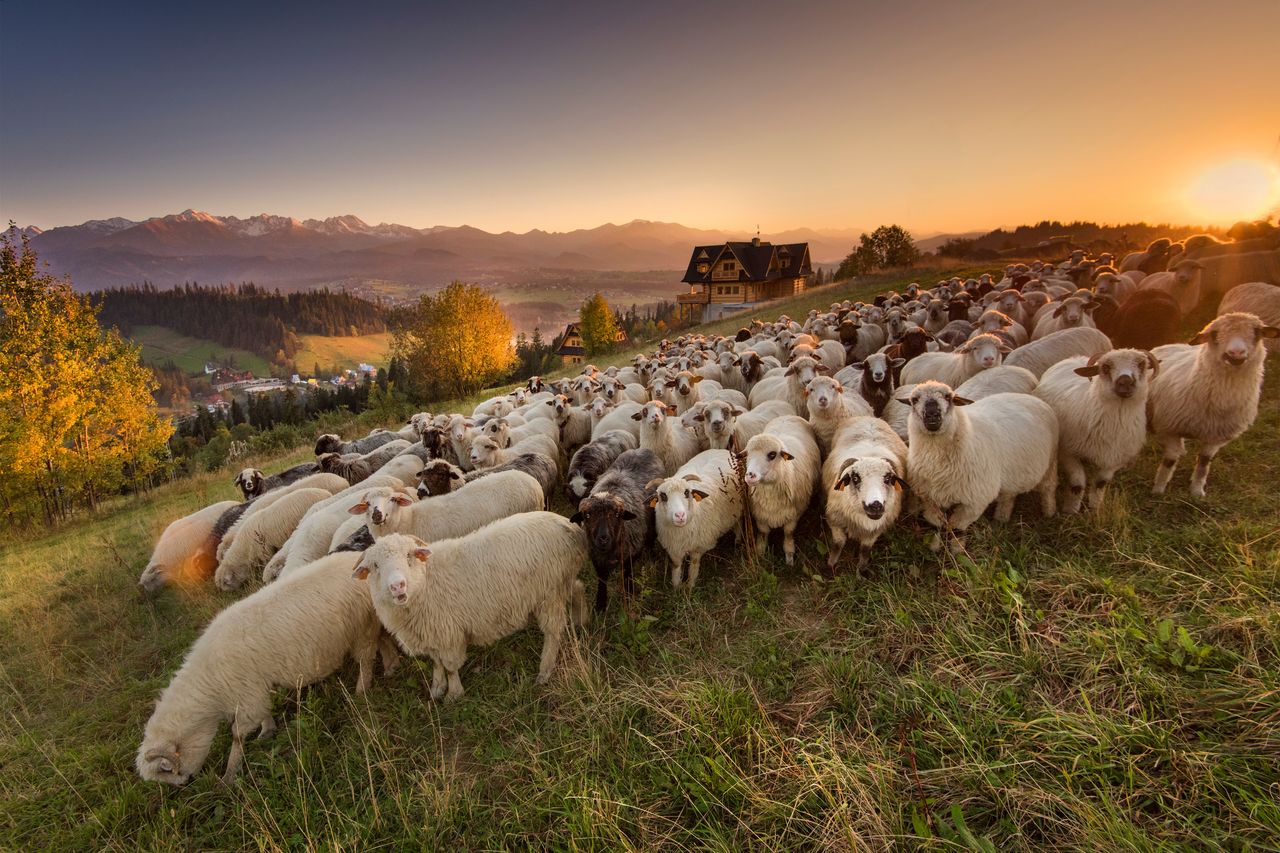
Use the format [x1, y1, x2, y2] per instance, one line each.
[803, 375, 874, 453]
[900, 381, 1058, 551]
[848, 352, 904, 416]
[354, 520, 588, 701]
[460, 452, 559, 502]
[351, 470, 545, 543]
[468, 433, 559, 475]
[899, 333, 1008, 388]
[216, 473, 348, 562]
[1148, 312, 1278, 498]
[268, 484, 404, 581]
[1139, 259, 1204, 316]
[737, 350, 781, 392]
[838, 319, 885, 362]
[481, 415, 559, 450]
[1094, 272, 1137, 305]
[748, 355, 826, 417]
[572, 448, 665, 612]
[1030, 296, 1099, 341]
[138, 501, 239, 594]
[1119, 238, 1172, 274]
[650, 449, 744, 590]
[1035, 349, 1159, 513]
[693, 398, 793, 451]
[1218, 283, 1280, 352]
[136, 551, 391, 786]
[317, 452, 374, 484]
[1002, 327, 1113, 377]
[566, 429, 638, 502]
[632, 400, 702, 475]
[446, 415, 477, 471]
[740, 416, 821, 566]
[881, 327, 934, 377]
[589, 399, 643, 441]
[233, 462, 320, 500]
[214, 487, 334, 591]
[953, 365, 1039, 398]
[822, 417, 909, 573]
[314, 431, 401, 457]
[414, 459, 467, 499]
[371, 452, 425, 486]
[356, 439, 413, 472]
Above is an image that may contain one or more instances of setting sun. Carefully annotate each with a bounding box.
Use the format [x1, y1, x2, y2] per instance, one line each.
[1186, 158, 1280, 224]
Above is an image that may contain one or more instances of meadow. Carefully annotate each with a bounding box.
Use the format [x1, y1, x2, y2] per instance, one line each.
[131, 325, 272, 377]
[2, 270, 1278, 850]
[295, 332, 395, 374]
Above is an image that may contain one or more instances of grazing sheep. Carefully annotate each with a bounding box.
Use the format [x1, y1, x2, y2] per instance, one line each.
[572, 448, 665, 612]
[651, 449, 744, 590]
[314, 431, 401, 457]
[1148, 312, 1278, 498]
[233, 462, 321, 500]
[1002, 327, 1113, 377]
[136, 550, 391, 785]
[823, 417, 909, 573]
[804, 375, 874, 453]
[354, 520, 588, 701]
[1035, 349, 1159, 512]
[217, 473, 347, 562]
[900, 333, 1008, 388]
[740, 416, 821, 565]
[214, 487, 333, 591]
[901, 381, 1058, 550]
[633, 400, 702, 475]
[138, 501, 239, 594]
[268, 485, 403, 581]
[1218, 283, 1280, 352]
[352, 470, 545, 543]
[566, 429, 638, 502]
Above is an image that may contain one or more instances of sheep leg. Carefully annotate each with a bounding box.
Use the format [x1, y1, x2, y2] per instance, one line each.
[444, 669, 465, 702]
[594, 572, 609, 614]
[257, 716, 277, 740]
[685, 553, 703, 589]
[782, 521, 798, 566]
[1038, 456, 1058, 517]
[429, 659, 447, 701]
[993, 493, 1016, 523]
[670, 556, 685, 589]
[1088, 468, 1118, 511]
[1152, 435, 1185, 494]
[827, 527, 847, 574]
[534, 600, 569, 685]
[755, 529, 769, 558]
[379, 633, 401, 675]
[1187, 442, 1225, 498]
[1060, 455, 1087, 515]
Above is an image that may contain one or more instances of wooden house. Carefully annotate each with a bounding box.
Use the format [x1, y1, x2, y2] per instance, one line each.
[676, 238, 812, 323]
[556, 322, 628, 366]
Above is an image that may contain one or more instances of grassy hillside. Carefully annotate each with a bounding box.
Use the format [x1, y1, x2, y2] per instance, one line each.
[295, 332, 394, 373]
[3, 269, 1278, 849]
[131, 325, 272, 377]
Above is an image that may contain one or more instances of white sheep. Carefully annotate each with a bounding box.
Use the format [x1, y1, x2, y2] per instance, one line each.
[214, 487, 334, 591]
[1035, 348, 1159, 513]
[632, 400, 702, 475]
[822, 416, 909, 572]
[138, 500, 239, 594]
[740, 415, 821, 565]
[1002, 327, 1112, 378]
[216, 473, 347, 563]
[901, 381, 1058, 550]
[354, 519, 588, 701]
[747, 355, 826, 417]
[803, 375, 874, 453]
[1030, 296, 1098, 340]
[136, 551, 393, 785]
[651, 449, 744, 589]
[1148, 312, 1278, 497]
[590, 399, 643, 441]
[267, 484, 401, 581]
[1218, 283, 1280, 353]
[692, 398, 792, 451]
[468, 433, 559, 472]
[353, 470, 545, 542]
[899, 333, 1008, 388]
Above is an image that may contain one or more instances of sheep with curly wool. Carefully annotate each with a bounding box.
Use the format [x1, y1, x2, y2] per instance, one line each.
[901, 381, 1058, 551]
[632, 400, 703, 475]
[823, 417, 909, 573]
[1148, 312, 1278, 497]
[740, 416, 821, 566]
[1035, 348, 1159, 513]
[214, 487, 334, 591]
[804, 375, 874, 453]
[566, 429, 639, 501]
[1002, 327, 1113, 377]
[899, 333, 1008, 388]
[136, 550, 392, 786]
[352, 469, 545, 543]
[651, 449, 744, 589]
[354, 520, 588, 702]
[747, 355, 827, 416]
[138, 501, 240, 594]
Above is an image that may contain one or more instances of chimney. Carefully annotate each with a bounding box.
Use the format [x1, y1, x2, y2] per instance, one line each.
[751, 236, 761, 247]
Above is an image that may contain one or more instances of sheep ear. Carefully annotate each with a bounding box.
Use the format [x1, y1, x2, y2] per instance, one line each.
[1261, 326, 1280, 339]
[621, 510, 637, 521]
[784, 365, 795, 376]
[952, 395, 974, 406]
[348, 501, 369, 515]
[391, 494, 414, 506]
[998, 345, 1012, 354]
[689, 486, 711, 501]
[1073, 364, 1101, 378]
[647, 495, 659, 508]
[570, 511, 584, 524]
[630, 411, 643, 421]
[411, 547, 430, 563]
[691, 375, 703, 383]
[850, 361, 865, 370]
[1082, 301, 1099, 312]
[780, 450, 794, 461]
[1144, 351, 1161, 377]
[892, 475, 908, 490]
[449, 470, 461, 480]
[352, 562, 370, 580]
[692, 413, 705, 422]
[730, 406, 745, 416]
[890, 358, 906, 368]
[832, 473, 849, 491]
[894, 395, 912, 404]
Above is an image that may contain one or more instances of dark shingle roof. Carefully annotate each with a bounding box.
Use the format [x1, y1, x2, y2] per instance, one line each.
[682, 242, 812, 284]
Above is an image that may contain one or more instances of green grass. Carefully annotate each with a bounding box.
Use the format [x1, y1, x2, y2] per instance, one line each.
[131, 325, 272, 377]
[295, 332, 394, 374]
[3, 269, 1279, 849]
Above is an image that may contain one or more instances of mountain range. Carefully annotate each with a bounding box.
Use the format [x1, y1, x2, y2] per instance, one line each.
[13, 210, 875, 294]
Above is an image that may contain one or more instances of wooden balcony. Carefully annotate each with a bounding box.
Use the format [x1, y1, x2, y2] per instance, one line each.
[676, 290, 709, 305]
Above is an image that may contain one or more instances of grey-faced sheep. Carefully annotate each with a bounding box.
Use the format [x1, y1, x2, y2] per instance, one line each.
[1148, 312, 1278, 498]
[823, 417, 908, 573]
[314, 431, 401, 457]
[572, 448, 665, 612]
[651, 449, 744, 590]
[137, 551, 392, 785]
[317, 452, 374, 484]
[566, 429, 638, 502]
[354, 520, 588, 702]
[740, 416, 821, 565]
[138, 501, 239, 594]
[901, 381, 1058, 551]
[1035, 349, 1159, 513]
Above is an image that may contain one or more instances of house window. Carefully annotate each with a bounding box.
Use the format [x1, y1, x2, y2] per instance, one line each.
[697, 263, 709, 273]
[722, 261, 735, 272]
[780, 257, 790, 269]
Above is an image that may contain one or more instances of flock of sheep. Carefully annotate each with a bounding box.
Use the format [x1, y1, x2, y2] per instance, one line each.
[135, 242, 1279, 786]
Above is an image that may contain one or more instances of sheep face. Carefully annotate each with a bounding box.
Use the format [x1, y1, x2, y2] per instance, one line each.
[570, 377, 598, 405]
[632, 401, 671, 430]
[680, 402, 708, 437]
[785, 356, 825, 386]
[416, 461, 463, 499]
[668, 371, 702, 401]
[741, 434, 793, 486]
[1051, 297, 1095, 328]
[448, 416, 473, 446]
[650, 475, 711, 528]
[860, 353, 898, 385]
[571, 492, 637, 557]
[526, 376, 545, 393]
[234, 468, 265, 499]
[1094, 274, 1123, 300]
[314, 434, 344, 456]
[901, 381, 971, 435]
[740, 352, 763, 381]
[350, 488, 414, 537]
[353, 534, 429, 606]
[996, 290, 1024, 315]
[960, 334, 1008, 370]
[978, 310, 1013, 334]
[1191, 312, 1279, 367]
[805, 376, 844, 414]
[600, 377, 625, 402]
[1073, 348, 1159, 400]
[697, 400, 740, 442]
[587, 397, 613, 420]
[833, 457, 905, 522]
[469, 437, 502, 468]
[482, 418, 512, 446]
[137, 737, 200, 786]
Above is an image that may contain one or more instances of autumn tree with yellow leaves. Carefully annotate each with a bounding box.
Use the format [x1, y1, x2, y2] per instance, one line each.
[391, 282, 515, 401]
[0, 231, 173, 523]
[578, 292, 620, 357]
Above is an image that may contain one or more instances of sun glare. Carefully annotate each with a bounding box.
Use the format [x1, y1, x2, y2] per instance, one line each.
[1186, 158, 1280, 224]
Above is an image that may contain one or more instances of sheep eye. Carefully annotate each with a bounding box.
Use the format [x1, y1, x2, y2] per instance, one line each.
[851, 473, 861, 486]
[659, 493, 668, 502]
[1101, 364, 1111, 375]
[767, 451, 777, 461]
[883, 473, 894, 485]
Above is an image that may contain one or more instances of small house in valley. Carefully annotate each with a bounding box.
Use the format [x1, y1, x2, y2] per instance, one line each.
[676, 238, 812, 323]
[556, 322, 628, 366]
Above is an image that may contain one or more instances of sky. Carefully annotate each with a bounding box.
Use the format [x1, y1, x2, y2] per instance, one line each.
[2, 0, 1278, 235]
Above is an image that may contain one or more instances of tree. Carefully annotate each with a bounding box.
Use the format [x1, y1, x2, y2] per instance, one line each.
[578, 292, 619, 356]
[0, 230, 173, 523]
[391, 281, 515, 401]
[834, 224, 921, 280]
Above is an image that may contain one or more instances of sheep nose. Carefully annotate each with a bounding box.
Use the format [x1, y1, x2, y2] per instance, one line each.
[864, 501, 884, 519]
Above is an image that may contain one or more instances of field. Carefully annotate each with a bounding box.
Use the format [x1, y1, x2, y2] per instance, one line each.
[295, 332, 394, 374]
[130, 325, 272, 377]
[3, 270, 1279, 849]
